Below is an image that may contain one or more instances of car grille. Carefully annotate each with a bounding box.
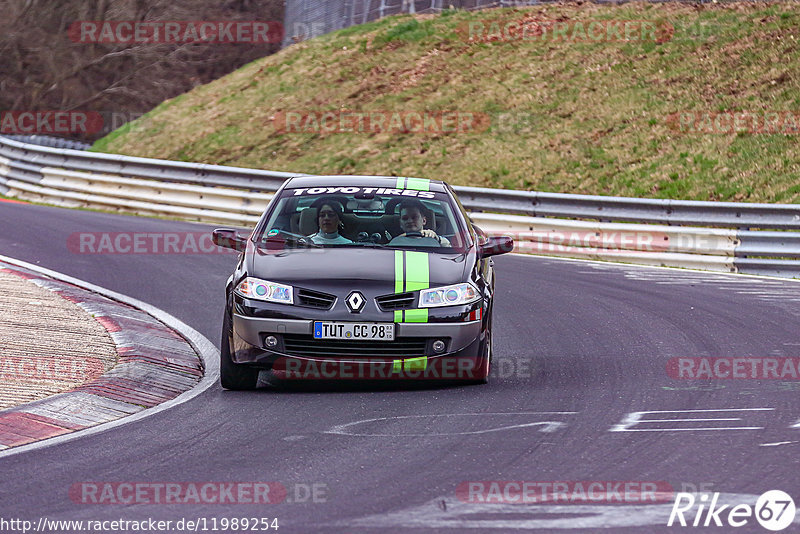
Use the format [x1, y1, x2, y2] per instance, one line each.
[375, 292, 415, 311]
[282, 335, 427, 359]
[296, 289, 336, 309]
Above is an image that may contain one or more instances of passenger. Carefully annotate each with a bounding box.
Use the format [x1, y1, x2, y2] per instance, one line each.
[390, 200, 451, 247]
[308, 200, 352, 244]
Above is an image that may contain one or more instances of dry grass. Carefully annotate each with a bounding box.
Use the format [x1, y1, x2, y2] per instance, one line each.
[93, 2, 800, 203]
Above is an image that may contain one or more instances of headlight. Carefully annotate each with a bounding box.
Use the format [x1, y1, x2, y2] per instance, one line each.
[419, 283, 480, 308]
[235, 277, 293, 305]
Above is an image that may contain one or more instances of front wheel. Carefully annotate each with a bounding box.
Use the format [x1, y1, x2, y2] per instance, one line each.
[478, 329, 492, 384]
[220, 308, 259, 390]
[469, 319, 492, 385]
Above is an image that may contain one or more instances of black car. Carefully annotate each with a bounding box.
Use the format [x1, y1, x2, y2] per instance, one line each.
[212, 175, 513, 389]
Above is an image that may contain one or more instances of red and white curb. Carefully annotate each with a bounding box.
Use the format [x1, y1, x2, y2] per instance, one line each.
[0, 254, 218, 457]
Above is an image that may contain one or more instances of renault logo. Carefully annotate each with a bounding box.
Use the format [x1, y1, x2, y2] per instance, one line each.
[345, 291, 366, 313]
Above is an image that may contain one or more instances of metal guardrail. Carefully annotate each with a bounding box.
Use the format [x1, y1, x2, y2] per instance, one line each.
[1, 135, 799, 278]
[0, 135, 92, 151]
[0, 138, 297, 191]
[456, 187, 800, 229]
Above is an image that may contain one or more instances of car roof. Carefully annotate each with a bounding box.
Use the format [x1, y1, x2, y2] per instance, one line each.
[283, 175, 449, 193]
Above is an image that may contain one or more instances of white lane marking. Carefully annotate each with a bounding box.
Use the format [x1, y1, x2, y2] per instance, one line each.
[521, 253, 800, 285]
[609, 408, 774, 433]
[0, 254, 219, 459]
[612, 428, 765, 432]
[760, 441, 798, 447]
[627, 278, 792, 288]
[325, 412, 577, 437]
[568, 257, 800, 311]
[336, 493, 766, 529]
[731, 285, 798, 295]
[628, 277, 784, 285]
[661, 385, 727, 391]
[733, 291, 800, 296]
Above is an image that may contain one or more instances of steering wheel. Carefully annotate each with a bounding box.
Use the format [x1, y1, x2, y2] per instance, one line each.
[404, 231, 424, 238]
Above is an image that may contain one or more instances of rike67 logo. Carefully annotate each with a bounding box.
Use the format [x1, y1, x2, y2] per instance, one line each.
[668, 490, 796, 531]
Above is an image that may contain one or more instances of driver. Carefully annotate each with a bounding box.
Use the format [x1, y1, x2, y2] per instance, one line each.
[390, 200, 451, 247]
[308, 200, 352, 244]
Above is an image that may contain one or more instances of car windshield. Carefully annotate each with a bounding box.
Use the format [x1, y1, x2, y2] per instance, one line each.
[253, 186, 470, 253]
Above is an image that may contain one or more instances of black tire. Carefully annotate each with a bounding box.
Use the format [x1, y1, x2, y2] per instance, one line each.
[468, 312, 492, 385]
[476, 323, 492, 385]
[220, 308, 259, 390]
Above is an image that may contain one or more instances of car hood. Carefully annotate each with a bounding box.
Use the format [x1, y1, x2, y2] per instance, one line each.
[248, 246, 469, 291]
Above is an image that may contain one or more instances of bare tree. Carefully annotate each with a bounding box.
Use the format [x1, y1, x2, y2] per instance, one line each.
[0, 0, 283, 139]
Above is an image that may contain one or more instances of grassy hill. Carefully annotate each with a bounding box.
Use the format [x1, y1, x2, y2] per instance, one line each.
[93, 2, 800, 203]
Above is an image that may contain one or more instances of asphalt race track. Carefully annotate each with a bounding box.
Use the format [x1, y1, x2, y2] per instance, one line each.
[2, 201, 800, 533]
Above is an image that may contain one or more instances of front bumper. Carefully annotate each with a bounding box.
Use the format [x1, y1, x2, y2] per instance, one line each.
[230, 315, 486, 380]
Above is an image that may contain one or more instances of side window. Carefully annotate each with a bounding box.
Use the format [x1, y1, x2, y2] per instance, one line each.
[445, 187, 474, 247]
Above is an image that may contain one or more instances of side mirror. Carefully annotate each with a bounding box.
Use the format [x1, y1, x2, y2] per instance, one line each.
[212, 228, 247, 251]
[479, 235, 514, 258]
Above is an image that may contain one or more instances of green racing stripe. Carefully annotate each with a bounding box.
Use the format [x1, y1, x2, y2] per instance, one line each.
[393, 250, 429, 323]
[391, 251, 430, 372]
[405, 178, 430, 191]
[396, 177, 430, 191]
[404, 251, 429, 292]
[392, 356, 427, 373]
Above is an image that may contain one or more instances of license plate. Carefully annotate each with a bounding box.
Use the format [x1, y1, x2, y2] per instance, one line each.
[313, 322, 395, 340]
